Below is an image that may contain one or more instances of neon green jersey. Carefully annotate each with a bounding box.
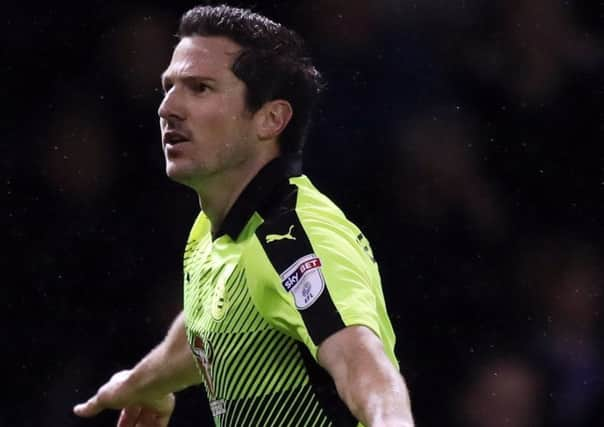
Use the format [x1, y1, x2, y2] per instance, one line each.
[183, 157, 398, 427]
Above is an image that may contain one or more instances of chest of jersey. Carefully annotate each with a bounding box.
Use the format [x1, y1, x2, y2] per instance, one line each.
[183, 234, 312, 408]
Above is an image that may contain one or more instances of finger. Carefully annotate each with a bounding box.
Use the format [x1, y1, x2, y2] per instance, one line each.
[156, 410, 172, 427]
[73, 395, 104, 417]
[136, 409, 170, 427]
[118, 406, 142, 427]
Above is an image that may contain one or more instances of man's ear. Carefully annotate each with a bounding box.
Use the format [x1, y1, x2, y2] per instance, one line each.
[255, 100, 293, 141]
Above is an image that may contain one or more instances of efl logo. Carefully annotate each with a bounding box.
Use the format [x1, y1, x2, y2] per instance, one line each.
[281, 255, 322, 291]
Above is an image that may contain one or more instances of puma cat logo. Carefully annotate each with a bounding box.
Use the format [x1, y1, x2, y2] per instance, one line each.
[266, 225, 296, 243]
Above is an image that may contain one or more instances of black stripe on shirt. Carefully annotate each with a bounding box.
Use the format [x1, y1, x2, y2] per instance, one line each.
[256, 183, 346, 347]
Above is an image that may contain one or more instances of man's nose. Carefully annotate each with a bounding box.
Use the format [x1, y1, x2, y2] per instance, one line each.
[158, 88, 184, 121]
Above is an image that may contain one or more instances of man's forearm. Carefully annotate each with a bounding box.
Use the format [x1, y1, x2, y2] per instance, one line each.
[340, 362, 413, 427]
[127, 312, 202, 399]
[318, 326, 414, 427]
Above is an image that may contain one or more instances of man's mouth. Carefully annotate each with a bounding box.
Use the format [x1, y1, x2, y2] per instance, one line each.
[163, 131, 189, 145]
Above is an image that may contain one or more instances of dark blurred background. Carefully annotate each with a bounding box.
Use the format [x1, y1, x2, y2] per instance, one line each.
[5, 1, 604, 426]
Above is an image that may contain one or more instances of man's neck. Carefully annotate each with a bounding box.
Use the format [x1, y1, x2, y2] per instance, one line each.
[195, 151, 279, 235]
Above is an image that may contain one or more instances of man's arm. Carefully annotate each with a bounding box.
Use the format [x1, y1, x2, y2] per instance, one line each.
[317, 325, 414, 427]
[74, 312, 202, 426]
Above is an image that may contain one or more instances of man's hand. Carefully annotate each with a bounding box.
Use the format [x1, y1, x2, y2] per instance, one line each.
[73, 370, 175, 427]
[73, 313, 201, 426]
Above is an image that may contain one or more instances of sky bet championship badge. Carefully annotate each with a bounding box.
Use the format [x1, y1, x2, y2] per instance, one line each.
[280, 254, 325, 309]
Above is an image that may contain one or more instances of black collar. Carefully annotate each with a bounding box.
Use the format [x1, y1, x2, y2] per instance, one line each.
[215, 155, 303, 240]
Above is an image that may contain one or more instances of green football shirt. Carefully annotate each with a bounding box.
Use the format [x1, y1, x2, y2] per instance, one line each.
[183, 156, 398, 427]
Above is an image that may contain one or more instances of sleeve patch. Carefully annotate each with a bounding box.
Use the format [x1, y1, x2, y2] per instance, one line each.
[280, 254, 325, 309]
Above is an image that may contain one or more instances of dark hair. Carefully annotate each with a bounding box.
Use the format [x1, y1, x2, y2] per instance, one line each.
[178, 4, 325, 156]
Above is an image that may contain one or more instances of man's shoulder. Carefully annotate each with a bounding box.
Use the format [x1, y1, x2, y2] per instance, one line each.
[256, 174, 353, 239]
[290, 175, 345, 215]
[256, 174, 346, 223]
[251, 174, 366, 272]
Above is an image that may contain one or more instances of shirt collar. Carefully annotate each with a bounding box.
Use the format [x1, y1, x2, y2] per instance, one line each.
[215, 155, 302, 240]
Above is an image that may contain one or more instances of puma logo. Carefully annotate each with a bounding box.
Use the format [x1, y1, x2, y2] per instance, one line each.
[266, 225, 296, 243]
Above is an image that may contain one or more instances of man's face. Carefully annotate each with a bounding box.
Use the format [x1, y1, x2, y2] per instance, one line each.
[158, 36, 255, 187]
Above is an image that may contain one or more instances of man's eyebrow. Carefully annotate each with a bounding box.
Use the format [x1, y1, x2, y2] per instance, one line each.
[182, 75, 217, 84]
[160, 72, 217, 83]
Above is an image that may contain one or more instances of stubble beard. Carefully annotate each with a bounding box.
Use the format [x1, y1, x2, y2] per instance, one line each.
[164, 146, 251, 192]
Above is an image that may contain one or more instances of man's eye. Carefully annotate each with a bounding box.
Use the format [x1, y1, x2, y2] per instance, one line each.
[196, 83, 209, 93]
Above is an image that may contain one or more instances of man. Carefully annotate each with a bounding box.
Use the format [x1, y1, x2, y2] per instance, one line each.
[73, 4, 414, 426]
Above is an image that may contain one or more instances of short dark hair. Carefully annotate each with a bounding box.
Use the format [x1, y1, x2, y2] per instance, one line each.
[178, 4, 325, 156]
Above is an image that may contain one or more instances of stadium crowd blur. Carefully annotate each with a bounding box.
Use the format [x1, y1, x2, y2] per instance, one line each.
[6, 1, 604, 426]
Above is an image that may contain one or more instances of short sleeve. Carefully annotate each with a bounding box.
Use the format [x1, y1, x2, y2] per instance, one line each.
[244, 201, 383, 360]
